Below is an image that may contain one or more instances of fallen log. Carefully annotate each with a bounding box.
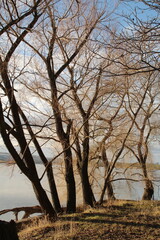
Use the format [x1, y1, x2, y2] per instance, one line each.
[0, 205, 42, 221]
[0, 220, 19, 240]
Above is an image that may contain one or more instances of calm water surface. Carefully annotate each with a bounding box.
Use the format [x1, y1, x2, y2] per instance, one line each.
[0, 163, 160, 221]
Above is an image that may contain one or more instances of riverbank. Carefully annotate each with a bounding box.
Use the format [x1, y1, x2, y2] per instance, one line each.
[18, 200, 160, 240]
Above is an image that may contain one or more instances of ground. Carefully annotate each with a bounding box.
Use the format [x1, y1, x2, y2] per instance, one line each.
[18, 200, 160, 240]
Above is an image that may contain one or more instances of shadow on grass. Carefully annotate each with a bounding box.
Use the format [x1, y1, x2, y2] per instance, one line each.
[60, 203, 160, 230]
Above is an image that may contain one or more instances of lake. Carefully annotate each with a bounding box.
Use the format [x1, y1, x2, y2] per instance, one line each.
[0, 163, 160, 221]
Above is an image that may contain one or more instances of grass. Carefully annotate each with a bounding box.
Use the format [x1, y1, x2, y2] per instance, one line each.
[18, 200, 160, 240]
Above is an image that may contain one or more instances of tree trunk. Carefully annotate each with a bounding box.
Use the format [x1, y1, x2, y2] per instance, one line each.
[46, 163, 62, 213]
[100, 146, 116, 202]
[142, 178, 154, 200]
[49, 75, 76, 213]
[99, 175, 110, 205]
[64, 148, 76, 213]
[74, 126, 95, 208]
[18, 108, 62, 213]
[0, 220, 19, 240]
[31, 178, 57, 220]
[0, 102, 57, 220]
[79, 166, 96, 207]
[141, 163, 154, 200]
[106, 181, 116, 200]
[79, 119, 95, 207]
[99, 180, 116, 204]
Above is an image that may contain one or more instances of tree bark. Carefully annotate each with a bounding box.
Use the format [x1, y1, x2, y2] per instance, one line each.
[79, 165, 95, 207]
[101, 145, 115, 201]
[31, 178, 57, 220]
[76, 119, 95, 207]
[106, 181, 116, 201]
[142, 178, 154, 200]
[0, 101, 57, 220]
[18, 108, 62, 213]
[48, 72, 76, 213]
[141, 163, 154, 200]
[63, 147, 76, 213]
[46, 163, 62, 213]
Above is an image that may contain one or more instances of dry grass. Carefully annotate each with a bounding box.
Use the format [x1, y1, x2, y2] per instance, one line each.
[18, 216, 54, 239]
[52, 221, 77, 240]
[18, 215, 77, 240]
[19, 200, 160, 240]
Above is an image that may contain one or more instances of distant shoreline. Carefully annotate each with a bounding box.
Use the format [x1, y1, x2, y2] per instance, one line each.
[1, 159, 160, 171]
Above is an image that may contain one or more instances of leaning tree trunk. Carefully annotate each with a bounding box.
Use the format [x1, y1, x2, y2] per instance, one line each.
[141, 163, 154, 200]
[101, 146, 115, 201]
[0, 70, 57, 221]
[28, 163, 57, 220]
[106, 181, 116, 201]
[0, 102, 57, 221]
[46, 163, 62, 213]
[99, 172, 116, 205]
[19, 108, 62, 214]
[31, 177, 57, 220]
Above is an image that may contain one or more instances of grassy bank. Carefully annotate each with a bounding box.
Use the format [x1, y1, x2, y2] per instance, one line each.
[19, 200, 160, 240]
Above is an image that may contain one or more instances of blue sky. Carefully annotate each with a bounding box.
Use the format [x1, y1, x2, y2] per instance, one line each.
[115, 0, 158, 28]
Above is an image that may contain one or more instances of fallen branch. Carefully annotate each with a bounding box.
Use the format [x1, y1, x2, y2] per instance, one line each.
[0, 205, 42, 221]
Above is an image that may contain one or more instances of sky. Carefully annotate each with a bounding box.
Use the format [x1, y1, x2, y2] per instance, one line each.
[115, 0, 158, 28]
[0, 0, 159, 161]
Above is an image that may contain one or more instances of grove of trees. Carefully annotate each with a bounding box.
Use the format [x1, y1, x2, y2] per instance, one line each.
[0, 0, 159, 220]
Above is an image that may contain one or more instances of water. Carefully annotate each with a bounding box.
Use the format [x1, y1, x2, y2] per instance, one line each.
[0, 164, 38, 221]
[0, 163, 160, 221]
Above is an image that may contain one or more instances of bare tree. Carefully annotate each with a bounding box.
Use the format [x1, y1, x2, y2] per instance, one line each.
[111, 0, 160, 75]
[19, 0, 107, 212]
[92, 67, 151, 204]
[67, 63, 102, 207]
[95, 92, 126, 201]
[92, 0, 160, 201]
[0, 0, 57, 220]
[124, 72, 160, 200]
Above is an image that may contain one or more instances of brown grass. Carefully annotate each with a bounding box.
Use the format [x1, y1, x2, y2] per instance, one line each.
[19, 200, 160, 240]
